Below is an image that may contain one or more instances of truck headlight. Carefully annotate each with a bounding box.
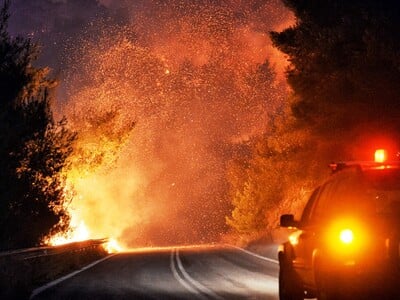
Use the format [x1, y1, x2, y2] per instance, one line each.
[325, 218, 369, 257]
[339, 229, 354, 244]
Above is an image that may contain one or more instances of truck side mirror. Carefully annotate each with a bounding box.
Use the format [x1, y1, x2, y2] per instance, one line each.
[280, 214, 298, 228]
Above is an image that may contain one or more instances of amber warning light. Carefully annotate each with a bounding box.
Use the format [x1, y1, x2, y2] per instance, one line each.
[339, 229, 354, 244]
[374, 149, 387, 163]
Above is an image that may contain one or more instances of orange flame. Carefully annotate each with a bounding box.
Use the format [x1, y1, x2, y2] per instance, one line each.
[46, 216, 89, 246]
[45, 0, 293, 249]
[103, 238, 123, 253]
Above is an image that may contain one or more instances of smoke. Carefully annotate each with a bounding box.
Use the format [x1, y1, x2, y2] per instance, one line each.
[9, 0, 293, 247]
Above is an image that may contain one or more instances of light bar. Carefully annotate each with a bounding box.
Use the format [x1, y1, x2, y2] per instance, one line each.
[374, 149, 387, 163]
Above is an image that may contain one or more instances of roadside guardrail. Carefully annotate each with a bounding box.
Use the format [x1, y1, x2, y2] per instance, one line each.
[0, 239, 109, 300]
[0, 239, 108, 261]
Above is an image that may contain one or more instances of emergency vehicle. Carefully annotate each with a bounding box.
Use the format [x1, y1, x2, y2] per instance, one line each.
[279, 149, 400, 299]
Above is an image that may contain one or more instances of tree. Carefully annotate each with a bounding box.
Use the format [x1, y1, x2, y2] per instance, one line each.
[226, 107, 320, 240]
[226, 0, 400, 237]
[270, 0, 400, 155]
[226, 0, 400, 240]
[0, 0, 75, 250]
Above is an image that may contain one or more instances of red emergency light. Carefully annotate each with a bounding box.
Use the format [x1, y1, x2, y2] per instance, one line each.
[374, 149, 387, 163]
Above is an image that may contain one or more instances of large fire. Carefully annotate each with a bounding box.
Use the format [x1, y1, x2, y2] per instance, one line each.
[45, 182, 125, 253]
[44, 0, 293, 249]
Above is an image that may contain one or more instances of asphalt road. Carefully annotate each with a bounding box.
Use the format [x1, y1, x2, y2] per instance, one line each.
[30, 245, 279, 300]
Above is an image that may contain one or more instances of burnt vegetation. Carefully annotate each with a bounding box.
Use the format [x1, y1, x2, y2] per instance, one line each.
[0, 0, 75, 250]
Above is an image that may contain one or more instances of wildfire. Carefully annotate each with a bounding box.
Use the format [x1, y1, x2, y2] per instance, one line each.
[44, 162, 126, 253]
[43, 0, 293, 249]
[103, 238, 123, 253]
[46, 212, 124, 254]
[47, 220, 89, 246]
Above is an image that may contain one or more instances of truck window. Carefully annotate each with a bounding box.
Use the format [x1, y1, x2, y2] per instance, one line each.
[300, 187, 320, 225]
[309, 180, 339, 222]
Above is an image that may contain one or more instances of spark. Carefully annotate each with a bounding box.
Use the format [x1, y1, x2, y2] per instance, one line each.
[46, 0, 293, 248]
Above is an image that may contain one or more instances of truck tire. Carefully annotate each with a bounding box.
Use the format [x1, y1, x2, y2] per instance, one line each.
[279, 258, 303, 300]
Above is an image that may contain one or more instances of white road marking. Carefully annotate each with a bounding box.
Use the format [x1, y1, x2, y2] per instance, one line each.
[175, 249, 224, 300]
[29, 254, 117, 299]
[170, 250, 208, 300]
[170, 249, 224, 300]
[227, 244, 279, 264]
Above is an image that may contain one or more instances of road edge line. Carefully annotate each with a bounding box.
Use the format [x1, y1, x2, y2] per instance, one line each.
[227, 244, 279, 264]
[29, 254, 117, 299]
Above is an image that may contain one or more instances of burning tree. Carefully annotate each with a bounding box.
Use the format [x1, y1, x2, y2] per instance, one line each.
[0, 1, 75, 250]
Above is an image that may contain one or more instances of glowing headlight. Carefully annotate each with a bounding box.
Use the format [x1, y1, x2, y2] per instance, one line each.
[339, 229, 354, 244]
[325, 218, 369, 256]
[288, 230, 302, 246]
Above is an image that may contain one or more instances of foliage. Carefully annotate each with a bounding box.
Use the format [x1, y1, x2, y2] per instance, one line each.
[226, 107, 320, 239]
[228, 1, 400, 239]
[0, 0, 75, 250]
[271, 0, 400, 152]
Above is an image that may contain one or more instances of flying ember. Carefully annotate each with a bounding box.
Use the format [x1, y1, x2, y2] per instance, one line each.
[43, 0, 293, 248]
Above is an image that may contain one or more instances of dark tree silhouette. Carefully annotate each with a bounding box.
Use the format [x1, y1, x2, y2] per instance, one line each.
[227, 1, 400, 238]
[271, 0, 400, 150]
[0, 0, 75, 250]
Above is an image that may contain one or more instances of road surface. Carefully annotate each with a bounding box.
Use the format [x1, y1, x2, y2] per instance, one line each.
[31, 245, 279, 300]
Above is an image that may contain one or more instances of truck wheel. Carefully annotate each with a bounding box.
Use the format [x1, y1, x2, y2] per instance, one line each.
[279, 260, 303, 300]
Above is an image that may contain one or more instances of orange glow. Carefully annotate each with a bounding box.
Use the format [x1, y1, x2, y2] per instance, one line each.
[46, 211, 124, 253]
[325, 219, 369, 256]
[339, 229, 354, 244]
[103, 238, 123, 253]
[374, 149, 387, 163]
[46, 1, 293, 248]
[288, 230, 302, 246]
[45, 212, 89, 246]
